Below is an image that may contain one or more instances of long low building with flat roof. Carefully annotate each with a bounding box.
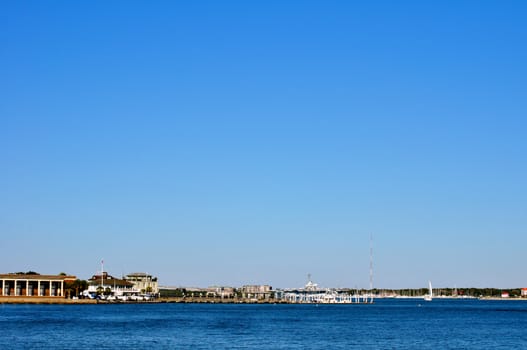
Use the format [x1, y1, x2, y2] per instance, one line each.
[0, 273, 76, 297]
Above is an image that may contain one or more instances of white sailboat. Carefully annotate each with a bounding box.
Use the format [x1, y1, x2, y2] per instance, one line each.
[424, 281, 433, 301]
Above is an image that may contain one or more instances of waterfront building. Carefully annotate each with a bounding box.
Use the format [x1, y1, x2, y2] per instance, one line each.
[85, 272, 135, 298]
[124, 272, 159, 294]
[185, 287, 208, 296]
[240, 285, 273, 300]
[0, 273, 76, 297]
[522, 288, 527, 297]
[207, 286, 235, 298]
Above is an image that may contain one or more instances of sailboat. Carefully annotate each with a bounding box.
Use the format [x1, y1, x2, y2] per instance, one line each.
[424, 281, 433, 301]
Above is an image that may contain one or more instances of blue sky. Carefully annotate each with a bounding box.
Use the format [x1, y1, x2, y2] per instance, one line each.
[1, 1, 526, 289]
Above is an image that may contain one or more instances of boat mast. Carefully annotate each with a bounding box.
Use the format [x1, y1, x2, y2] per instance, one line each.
[429, 281, 433, 298]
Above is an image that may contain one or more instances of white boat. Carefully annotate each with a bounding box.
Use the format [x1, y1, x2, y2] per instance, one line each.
[282, 275, 373, 304]
[424, 281, 433, 301]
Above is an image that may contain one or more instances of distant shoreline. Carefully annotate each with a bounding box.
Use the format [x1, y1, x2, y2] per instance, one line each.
[0, 296, 287, 305]
[376, 296, 527, 301]
[477, 297, 527, 301]
[1, 296, 526, 305]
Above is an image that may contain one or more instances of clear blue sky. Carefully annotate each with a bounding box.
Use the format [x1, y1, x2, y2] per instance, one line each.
[1, 1, 526, 289]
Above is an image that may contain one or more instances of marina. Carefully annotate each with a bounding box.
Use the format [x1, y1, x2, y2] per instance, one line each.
[281, 275, 374, 304]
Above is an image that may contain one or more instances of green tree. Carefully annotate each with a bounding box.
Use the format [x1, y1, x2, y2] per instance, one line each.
[66, 279, 88, 297]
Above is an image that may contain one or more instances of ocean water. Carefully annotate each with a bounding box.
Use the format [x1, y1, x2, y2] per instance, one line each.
[1, 299, 526, 349]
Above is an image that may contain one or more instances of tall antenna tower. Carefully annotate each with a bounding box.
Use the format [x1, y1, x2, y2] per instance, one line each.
[369, 234, 374, 302]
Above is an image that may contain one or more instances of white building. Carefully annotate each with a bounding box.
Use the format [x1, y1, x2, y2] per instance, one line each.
[84, 272, 136, 299]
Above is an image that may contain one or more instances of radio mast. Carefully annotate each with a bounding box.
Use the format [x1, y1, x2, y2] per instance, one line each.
[369, 234, 374, 303]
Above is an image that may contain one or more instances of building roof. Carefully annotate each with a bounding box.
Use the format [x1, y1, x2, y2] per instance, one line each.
[126, 272, 151, 277]
[88, 278, 133, 287]
[88, 273, 133, 287]
[0, 273, 76, 281]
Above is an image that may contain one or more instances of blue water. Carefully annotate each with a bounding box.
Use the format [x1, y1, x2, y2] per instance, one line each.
[1, 299, 526, 349]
